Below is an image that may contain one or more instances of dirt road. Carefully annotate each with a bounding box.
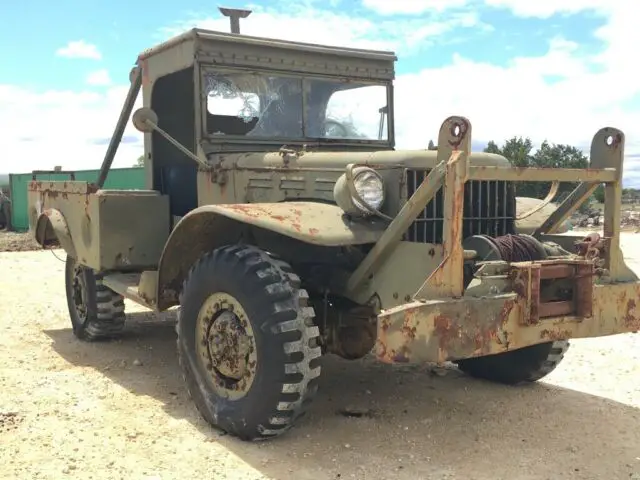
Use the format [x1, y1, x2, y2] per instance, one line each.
[1, 233, 639, 480]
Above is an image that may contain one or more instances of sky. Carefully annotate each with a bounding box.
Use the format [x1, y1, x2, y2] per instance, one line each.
[1, 0, 639, 185]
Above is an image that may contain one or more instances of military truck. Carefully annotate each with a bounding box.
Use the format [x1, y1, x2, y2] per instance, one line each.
[27, 9, 639, 441]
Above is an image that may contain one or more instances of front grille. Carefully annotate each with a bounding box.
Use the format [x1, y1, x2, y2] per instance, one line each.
[404, 169, 516, 244]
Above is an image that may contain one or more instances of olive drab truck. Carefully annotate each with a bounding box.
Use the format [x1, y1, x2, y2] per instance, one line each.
[27, 7, 640, 441]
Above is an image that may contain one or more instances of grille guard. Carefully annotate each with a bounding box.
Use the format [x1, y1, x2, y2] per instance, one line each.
[343, 115, 639, 364]
[347, 115, 630, 298]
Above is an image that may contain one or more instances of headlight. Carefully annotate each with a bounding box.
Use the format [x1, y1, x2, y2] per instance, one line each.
[333, 165, 385, 217]
[352, 169, 384, 211]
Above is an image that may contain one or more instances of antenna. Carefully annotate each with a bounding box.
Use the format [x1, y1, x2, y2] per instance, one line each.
[218, 6, 252, 34]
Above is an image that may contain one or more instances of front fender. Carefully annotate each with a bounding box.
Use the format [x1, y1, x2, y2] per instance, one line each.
[155, 202, 387, 310]
[198, 202, 387, 246]
[34, 208, 76, 258]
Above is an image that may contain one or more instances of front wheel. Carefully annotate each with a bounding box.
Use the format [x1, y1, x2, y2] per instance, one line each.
[176, 245, 322, 440]
[456, 340, 569, 385]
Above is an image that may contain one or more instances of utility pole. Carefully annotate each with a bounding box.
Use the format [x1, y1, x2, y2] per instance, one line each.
[218, 6, 252, 34]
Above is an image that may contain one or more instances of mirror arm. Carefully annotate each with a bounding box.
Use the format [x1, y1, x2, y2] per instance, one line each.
[145, 120, 208, 168]
[131, 107, 208, 169]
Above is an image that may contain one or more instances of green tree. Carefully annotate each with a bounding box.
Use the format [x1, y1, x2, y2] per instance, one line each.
[529, 141, 588, 201]
[497, 137, 534, 168]
[484, 136, 593, 212]
[134, 155, 144, 167]
[593, 184, 605, 203]
[483, 136, 535, 197]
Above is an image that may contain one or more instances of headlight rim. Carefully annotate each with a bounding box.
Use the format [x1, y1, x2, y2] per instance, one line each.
[336, 164, 385, 217]
[349, 168, 385, 213]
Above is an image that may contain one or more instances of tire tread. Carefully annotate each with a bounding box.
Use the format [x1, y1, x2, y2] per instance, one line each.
[176, 245, 321, 440]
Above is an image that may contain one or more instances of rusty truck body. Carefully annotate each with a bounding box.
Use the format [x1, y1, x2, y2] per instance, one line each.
[27, 10, 639, 441]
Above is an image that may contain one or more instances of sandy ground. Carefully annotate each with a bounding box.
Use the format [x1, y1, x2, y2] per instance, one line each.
[1, 232, 640, 480]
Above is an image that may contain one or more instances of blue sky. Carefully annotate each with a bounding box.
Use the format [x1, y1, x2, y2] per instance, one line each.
[0, 0, 608, 88]
[0, 0, 638, 185]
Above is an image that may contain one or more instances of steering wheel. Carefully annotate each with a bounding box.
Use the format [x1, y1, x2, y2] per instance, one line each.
[324, 119, 349, 138]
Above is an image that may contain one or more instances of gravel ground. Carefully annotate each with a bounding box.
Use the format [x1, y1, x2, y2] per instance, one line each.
[0, 230, 41, 252]
[1, 233, 639, 480]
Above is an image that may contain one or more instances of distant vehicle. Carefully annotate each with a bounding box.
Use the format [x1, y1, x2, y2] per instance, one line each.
[0, 189, 11, 230]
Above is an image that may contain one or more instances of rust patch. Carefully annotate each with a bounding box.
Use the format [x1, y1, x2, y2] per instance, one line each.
[606, 132, 623, 149]
[223, 204, 307, 234]
[540, 328, 572, 341]
[447, 117, 470, 150]
[225, 204, 262, 218]
[375, 314, 402, 363]
[433, 314, 452, 332]
[375, 338, 388, 362]
[431, 298, 513, 361]
[422, 150, 466, 296]
[511, 263, 542, 325]
[623, 298, 639, 331]
[401, 322, 417, 341]
[392, 347, 410, 363]
[499, 299, 516, 323]
[432, 313, 461, 358]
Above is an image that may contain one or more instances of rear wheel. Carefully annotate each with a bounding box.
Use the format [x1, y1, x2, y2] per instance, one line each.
[64, 255, 126, 341]
[176, 245, 322, 441]
[456, 340, 569, 385]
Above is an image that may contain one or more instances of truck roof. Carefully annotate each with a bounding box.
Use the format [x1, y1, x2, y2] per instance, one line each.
[136, 28, 397, 81]
[138, 28, 398, 62]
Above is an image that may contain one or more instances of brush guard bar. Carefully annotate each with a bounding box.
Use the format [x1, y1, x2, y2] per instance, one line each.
[346, 115, 638, 364]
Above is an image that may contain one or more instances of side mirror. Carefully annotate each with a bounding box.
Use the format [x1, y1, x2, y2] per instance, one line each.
[132, 107, 159, 133]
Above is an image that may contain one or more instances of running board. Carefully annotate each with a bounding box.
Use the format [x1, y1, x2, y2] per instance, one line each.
[102, 271, 158, 310]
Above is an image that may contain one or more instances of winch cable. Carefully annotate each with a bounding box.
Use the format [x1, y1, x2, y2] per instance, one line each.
[485, 234, 544, 262]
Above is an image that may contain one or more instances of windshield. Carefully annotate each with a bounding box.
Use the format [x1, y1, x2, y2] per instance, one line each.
[204, 71, 389, 142]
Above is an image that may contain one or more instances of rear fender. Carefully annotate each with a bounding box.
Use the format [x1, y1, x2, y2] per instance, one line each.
[155, 202, 386, 310]
[34, 208, 76, 258]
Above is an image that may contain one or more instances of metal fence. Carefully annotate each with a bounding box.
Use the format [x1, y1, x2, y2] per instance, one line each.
[9, 167, 146, 231]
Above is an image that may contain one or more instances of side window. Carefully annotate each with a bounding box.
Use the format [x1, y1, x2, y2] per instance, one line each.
[325, 85, 388, 140]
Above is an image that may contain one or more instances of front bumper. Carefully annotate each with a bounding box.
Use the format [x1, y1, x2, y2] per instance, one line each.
[376, 258, 640, 364]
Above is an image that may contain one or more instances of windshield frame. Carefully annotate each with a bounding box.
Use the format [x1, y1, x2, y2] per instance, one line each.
[199, 65, 395, 149]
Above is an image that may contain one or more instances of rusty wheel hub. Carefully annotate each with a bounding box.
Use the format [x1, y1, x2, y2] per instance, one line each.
[196, 293, 257, 399]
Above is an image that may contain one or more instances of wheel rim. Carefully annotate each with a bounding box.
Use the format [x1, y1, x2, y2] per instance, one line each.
[71, 263, 89, 322]
[195, 292, 257, 400]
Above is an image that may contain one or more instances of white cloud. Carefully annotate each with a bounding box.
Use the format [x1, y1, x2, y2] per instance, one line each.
[55, 40, 102, 60]
[393, 45, 640, 154]
[1, 1, 639, 189]
[0, 85, 142, 173]
[162, 5, 486, 54]
[362, 0, 468, 15]
[86, 69, 112, 87]
[482, 0, 610, 19]
[162, 7, 394, 51]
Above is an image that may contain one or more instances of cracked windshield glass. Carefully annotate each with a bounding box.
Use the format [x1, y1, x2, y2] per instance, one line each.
[205, 72, 388, 141]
